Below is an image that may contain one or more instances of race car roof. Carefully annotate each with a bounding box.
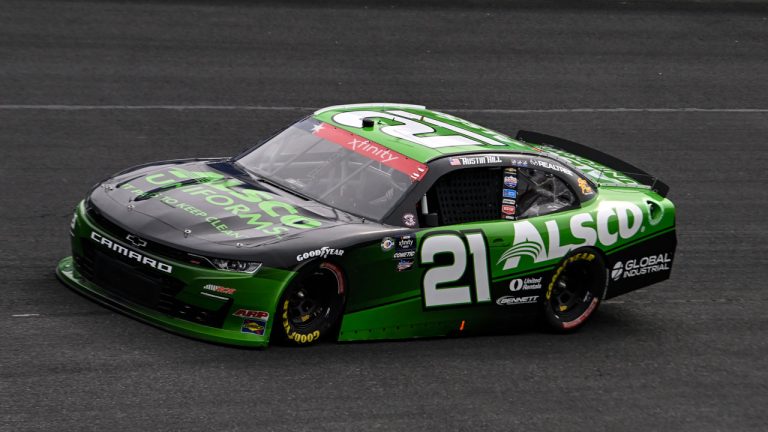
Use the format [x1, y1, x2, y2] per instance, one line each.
[313, 103, 540, 164]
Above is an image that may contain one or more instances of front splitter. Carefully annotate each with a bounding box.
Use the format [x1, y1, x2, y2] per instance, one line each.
[56, 256, 269, 348]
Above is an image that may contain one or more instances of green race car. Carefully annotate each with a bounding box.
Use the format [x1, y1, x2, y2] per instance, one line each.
[57, 103, 676, 347]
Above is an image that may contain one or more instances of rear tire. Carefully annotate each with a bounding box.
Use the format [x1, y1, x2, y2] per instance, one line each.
[543, 249, 608, 332]
[277, 262, 346, 346]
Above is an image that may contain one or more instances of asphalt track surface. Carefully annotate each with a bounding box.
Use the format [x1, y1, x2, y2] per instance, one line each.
[2, 1, 767, 431]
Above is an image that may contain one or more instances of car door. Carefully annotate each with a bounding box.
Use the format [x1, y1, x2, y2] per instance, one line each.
[337, 160, 584, 341]
[417, 164, 579, 312]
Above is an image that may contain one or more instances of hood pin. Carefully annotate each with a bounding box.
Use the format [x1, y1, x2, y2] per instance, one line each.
[184, 229, 191, 238]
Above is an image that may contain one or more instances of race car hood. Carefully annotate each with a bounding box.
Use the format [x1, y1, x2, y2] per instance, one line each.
[87, 159, 370, 261]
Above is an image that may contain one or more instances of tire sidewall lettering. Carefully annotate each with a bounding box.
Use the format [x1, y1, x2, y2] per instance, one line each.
[280, 265, 344, 345]
[544, 250, 605, 331]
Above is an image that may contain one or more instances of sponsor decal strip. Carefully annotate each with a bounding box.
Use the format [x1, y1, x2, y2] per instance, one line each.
[312, 122, 428, 180]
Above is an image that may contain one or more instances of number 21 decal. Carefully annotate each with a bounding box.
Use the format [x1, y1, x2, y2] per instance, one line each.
[420, 231, 491, 308]
[332, 110, 507, 149]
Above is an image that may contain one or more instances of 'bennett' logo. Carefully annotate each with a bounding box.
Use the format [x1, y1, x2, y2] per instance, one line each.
[496, 295, 539, 306]
[90, 232, 173, 273]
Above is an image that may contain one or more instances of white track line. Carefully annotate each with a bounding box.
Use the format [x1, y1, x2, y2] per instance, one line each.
[0, 105, 767, 113]
[11, 313, 40, 317]
[450, 108, 768, 113]
[0, 104, 313, 111]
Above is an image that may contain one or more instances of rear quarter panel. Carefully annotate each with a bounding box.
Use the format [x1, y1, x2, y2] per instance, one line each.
[337, 186, 676, 341]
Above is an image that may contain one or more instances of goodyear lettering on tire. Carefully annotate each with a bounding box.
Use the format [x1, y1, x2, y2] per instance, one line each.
[281, 299, 321, 344]
[546, 252, 596, 300]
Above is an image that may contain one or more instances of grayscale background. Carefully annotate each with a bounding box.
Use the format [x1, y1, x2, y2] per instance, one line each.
[1, 1, 766, 430]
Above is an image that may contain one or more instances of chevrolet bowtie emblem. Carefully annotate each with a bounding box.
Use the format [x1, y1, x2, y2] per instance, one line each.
[126, 234, 147, 248]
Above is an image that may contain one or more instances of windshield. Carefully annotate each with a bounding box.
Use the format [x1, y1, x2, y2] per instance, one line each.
[236, 117, 428, 220]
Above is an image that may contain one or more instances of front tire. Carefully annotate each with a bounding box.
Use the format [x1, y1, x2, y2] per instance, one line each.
[277, 262, 346, 346]
[543, 249, 608, 332]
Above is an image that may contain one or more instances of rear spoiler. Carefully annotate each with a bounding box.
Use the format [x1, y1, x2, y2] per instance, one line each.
[515, 130, 670, 198]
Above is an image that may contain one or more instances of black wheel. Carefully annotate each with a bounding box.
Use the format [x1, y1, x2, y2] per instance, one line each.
[543, 250, 608, 332]
[277, 262, 346, 345]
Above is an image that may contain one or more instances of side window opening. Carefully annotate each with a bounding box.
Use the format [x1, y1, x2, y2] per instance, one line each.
[516, 168, 577, 218]
[417, 165, 578, 227]
[421, 167, 502, 226]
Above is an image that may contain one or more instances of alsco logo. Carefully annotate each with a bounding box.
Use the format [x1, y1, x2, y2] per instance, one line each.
[498, 201, 645, 270]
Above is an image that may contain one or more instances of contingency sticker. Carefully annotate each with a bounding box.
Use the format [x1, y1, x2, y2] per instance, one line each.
[396, 259, 415, 272]
[577, 177, 594, 195]
[402, 213, 417, 227]
[395, 235, 416, 253]
[241, 318, 267, 335]
[233, 309, 270, 319]
[384, 234, 417, 271]
[501, 167, 517, 220]
[392, 234, 417, 261]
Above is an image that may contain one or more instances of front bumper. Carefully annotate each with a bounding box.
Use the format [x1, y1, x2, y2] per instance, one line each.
[57, 201, 297, 348]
